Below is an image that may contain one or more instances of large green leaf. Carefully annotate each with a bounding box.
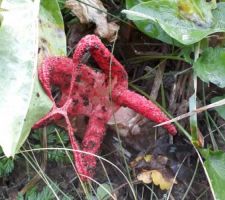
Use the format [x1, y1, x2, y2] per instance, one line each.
[201, 149, 225, 200]
[123, 1, 225, 45]
[0, 0, 66, 157]
[193, 48, 225, 88]
[126, 0, 181, 46]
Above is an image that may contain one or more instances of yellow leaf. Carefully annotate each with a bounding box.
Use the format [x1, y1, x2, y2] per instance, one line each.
[151, 170, 175, 190]
[144, 154, 152, 162]
[130, 155, 143, 167]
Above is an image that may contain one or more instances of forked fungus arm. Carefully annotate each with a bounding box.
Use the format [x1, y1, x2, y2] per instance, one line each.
[33, 35, 177, 181]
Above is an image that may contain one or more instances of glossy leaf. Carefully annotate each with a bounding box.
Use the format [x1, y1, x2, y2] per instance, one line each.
[123, 1, 225, 45]
[201, 149, 225, 200]
[193, 48, 225, 88]
[0, 0, 66, 157]
[126, 0, 181, 46]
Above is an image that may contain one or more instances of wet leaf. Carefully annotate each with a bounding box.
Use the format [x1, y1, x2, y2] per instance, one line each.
[65, 0, 119, 42]
[0, 0, 66, 157]
[193, 48, 225, 88]
[201, 149, 225, 200]
[123, 1, 225, 45]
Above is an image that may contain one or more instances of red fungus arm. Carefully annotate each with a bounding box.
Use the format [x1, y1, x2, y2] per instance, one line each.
[79, 106, 110, 179]
[69, 35, 128, 97]
[72, 35, 127, 84]
[38, 57, 74, 102]
[112, 88, 177, 135]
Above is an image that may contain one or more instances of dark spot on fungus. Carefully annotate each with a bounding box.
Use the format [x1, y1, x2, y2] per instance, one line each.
[36, 92, 40, 98]
[85, 141, 96, 150]
[82, 96, 89, 106]
[95, 44, 99, 49]
[101, 106, 107, 112]
[97, 117, 103, 121]
[76, 74, 81, 82]
[85, 45, 90, 52]
[73, 99, 79, 105]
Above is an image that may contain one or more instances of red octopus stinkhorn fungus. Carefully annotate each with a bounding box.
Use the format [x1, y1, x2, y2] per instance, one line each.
[33, 35, 177, 181]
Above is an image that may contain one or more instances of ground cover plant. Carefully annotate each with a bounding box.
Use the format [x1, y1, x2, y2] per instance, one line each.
[1, 0, 225, 199]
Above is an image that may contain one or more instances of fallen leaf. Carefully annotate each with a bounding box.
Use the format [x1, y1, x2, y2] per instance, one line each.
[137, 170, 152, 184]
[131, 154, 176, 190]
[130, 154, 150, 168]
[65, 0, 119, 42]
[137, 169, 175, 190]
[108, 107, 147, 137]
[144, 154, 152, 162]
[151, 169, 175, 190]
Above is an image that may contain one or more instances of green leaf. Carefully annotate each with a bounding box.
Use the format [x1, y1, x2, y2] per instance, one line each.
[193, 47, 225, 88]
[39, 0, 66, 56]
[126, 0, 148, 9]
[57, 0, 66, 9]
[201, 149, 225, 200]
[126, 0, 181, 46]
[0, 0, 66, 157]
[96, 183, 113, 200]
[211, 95, 225, 120]
[123, 1, 225, 45]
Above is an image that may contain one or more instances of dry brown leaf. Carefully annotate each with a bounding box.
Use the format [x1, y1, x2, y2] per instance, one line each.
[108, 107, 147, 137]
[137, 170, 152, 184]
[65, 0, 119, 42]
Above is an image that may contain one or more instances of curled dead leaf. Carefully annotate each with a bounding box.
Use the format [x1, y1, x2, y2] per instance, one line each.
[65, 0, 119, 42]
